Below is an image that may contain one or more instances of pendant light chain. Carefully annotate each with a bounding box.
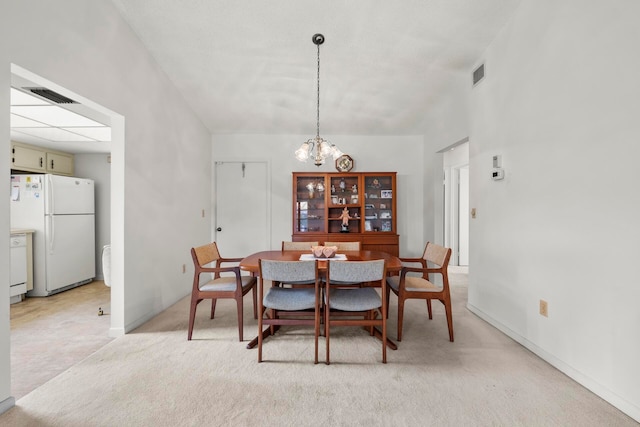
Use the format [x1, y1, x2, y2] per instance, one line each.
[316, 42, 321, 139]
[294, 33, 343, 165]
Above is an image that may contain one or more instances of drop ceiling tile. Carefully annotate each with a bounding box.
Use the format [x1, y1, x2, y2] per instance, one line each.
[10, 88, 50, 105]
[11, 105, 105, 127]
[11, 114, 48, 127]
[62, 127, 112, 141]
[13, 127, 96, 142]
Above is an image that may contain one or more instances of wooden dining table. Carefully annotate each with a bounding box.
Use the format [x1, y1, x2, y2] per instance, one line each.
[239, 249, 402, 350]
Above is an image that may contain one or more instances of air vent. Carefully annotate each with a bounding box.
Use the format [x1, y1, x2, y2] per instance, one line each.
[26, 87, 78, 104]
[473, 64, 485, 86]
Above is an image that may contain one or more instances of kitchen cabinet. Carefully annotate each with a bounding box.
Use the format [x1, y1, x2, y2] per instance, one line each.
[11, 141, 74, 176]
[292, 172, 399, 255]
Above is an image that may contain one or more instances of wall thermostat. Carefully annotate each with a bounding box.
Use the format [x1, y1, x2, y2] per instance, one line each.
[492, 168, 505, 180]
[492, 155, 502, 168]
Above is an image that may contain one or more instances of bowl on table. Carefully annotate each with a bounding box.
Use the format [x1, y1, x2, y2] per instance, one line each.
[311, 245, 338, 258]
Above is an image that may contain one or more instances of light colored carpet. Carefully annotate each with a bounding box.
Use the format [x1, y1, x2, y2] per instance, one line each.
[1, 271, 636, 426]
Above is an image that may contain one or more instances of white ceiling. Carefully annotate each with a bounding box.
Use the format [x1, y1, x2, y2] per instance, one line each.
[111, 0, 522, 136]
[10, 1, 523, 154]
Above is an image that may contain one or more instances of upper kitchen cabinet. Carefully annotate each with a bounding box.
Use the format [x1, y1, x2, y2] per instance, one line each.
[11, 141, 74, 176]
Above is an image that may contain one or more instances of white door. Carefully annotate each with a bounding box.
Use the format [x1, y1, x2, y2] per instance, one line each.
[214, 161, 269, 259]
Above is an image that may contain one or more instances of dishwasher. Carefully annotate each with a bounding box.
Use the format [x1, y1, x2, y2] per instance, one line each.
[10, 234, 28, 303]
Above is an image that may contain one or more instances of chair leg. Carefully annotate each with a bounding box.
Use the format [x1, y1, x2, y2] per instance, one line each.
[426, 299, 433, 319]
[252, 285, 258, 319]
[188, 297, 201, 341]
[443, 298, 454, 342]
[381, 308, 387, 364]
[314, 302, 320, 365]
[269, 309, 276, 335]
[325, 304, 331, 365]
[397, 298, 405, 342]
[236, 297, 244, 342]
[258, 308, 263, 362]
[210, 299, 217, 319]
[385, 287, 391, 319]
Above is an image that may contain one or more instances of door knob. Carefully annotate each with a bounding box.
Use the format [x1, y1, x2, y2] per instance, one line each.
[216, 227, 222, 232]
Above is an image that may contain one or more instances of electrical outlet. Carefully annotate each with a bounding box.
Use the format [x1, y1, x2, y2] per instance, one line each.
[539, 300, 548, 317]
[182, 264, 186, 274]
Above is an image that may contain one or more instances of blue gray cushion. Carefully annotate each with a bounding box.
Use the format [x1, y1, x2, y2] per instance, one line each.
[263, 287, 317, 311]
[327, 287, 381, 311]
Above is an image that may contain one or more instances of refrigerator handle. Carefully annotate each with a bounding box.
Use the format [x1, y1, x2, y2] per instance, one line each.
[47, 174, 54, 214]
[48, 214, 55, 254]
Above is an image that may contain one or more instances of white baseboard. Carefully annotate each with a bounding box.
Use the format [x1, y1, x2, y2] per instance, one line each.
[466, 302, 640, 423]
[0, 396, 15, 415]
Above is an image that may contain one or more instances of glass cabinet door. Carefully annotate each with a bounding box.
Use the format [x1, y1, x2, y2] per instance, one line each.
[294, 174, 327, 233]
[363, 174, 395, 233]
[328, 174, 361, 233]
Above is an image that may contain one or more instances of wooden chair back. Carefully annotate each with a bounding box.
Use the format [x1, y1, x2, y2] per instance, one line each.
[281, 241, 319, 251]
[323, 241, 361, 251]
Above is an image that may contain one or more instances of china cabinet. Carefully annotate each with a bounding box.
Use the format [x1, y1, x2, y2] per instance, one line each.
[292, 172, 398, 255]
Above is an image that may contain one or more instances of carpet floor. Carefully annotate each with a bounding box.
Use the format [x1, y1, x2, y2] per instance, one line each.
[1, 270, 636, 426]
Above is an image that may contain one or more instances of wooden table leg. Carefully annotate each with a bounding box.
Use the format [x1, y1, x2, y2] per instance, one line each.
[246, 326, 280, 349]
[372, 327, 397, 350]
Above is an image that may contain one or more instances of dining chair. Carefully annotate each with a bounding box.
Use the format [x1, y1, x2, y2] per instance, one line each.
[385, 242, 453, 342]
[281, 241, 319, 251]
[322, 241, 361, 251]
[324, 259, 388, 364]
[278, 241, 320, 287]
[258, 259, 322, 363]
[322, 241, 364, 286]
[188, 242, 257, 341]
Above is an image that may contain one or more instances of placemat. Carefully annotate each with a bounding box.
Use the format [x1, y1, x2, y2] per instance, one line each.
[299, 254, 347, 261]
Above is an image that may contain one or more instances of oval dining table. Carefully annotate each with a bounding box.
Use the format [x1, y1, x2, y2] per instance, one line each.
[240, 249, 402, 350]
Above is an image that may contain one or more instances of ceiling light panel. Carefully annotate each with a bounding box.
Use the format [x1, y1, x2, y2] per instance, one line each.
[10, 87, 49, 105]
[11, 105, 106, 127]
[11, 114, 48, 127]
[13, 127, 96, 142]
[61, 127, 112, 141]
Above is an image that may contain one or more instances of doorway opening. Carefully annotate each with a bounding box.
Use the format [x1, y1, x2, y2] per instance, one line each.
[440, 139, 469, 267]
[8, 64, 125, 398]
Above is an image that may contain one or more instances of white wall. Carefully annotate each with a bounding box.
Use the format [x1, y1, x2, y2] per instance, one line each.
[423, 70, 471, 247]
[468, 0, 640, 421]
[75, 154, 111, 280]
[0, 52, 12, 413]
[0, 0, 211, 410]
[212, 134, 426, 257]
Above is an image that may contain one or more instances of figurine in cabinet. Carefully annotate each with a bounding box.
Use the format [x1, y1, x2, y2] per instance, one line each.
[339, 207, 351, 232]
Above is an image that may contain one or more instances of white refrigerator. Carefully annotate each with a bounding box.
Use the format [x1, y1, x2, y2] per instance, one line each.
[11, 174, 96, 296]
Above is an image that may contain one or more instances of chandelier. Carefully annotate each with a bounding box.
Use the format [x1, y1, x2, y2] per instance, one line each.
[295, 33, 343, 166]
